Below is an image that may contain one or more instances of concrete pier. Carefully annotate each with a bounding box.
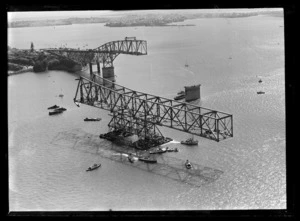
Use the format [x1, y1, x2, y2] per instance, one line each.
[89, 63, 93, 78]
[102, 67, 115, 87]
[97, 62, 101, 75]
[185, 84, 201, 102]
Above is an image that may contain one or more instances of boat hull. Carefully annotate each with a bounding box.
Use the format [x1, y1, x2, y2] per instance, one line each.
[56, 108, 67, 111]
[48, 105, 59, 109]
[84, 118, 101, 121]
[181, 141, 198, 145]
[149, 148, 167, 154]
[138, 158, 157, 163]
[166, 148, 178, 152]
[49, 110, 63, 115]
[86, 164, 101, 171]
[174, 94, 185, 100]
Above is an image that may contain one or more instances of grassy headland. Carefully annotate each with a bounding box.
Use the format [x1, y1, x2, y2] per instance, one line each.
[8, 46, 81, 75]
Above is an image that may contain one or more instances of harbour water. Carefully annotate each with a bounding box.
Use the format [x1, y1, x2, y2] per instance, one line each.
[8, 14, 285, 210]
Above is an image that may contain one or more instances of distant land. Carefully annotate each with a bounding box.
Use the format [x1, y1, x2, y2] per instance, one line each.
[8, 10, 283, 28]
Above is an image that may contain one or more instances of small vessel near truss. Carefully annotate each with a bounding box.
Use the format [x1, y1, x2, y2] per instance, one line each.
[181, 137, 198, 145]
[86, 163, 101, 171]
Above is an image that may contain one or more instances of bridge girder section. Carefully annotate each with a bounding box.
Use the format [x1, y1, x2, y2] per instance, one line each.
[74, 75, 233, 142]
[42, 39, 147, 68]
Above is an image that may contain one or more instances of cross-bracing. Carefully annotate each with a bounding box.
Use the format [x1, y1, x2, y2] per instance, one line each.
[74, 74, 233, 142]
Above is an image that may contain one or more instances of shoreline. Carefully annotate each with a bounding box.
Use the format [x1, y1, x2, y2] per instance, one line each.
[8, 10, 283, 29]
[8, 48, 81, 75]
[8, 67, 33, 76]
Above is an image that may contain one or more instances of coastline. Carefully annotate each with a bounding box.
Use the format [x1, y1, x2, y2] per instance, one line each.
[8, 67, 33, 76]
[8, 48, 81, 75]
[8, 10, 283, 29]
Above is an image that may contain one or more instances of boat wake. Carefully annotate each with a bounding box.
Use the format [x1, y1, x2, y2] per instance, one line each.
[161, 140, 180, 145]
[114, 153, 139, 161]
[50, 129, 224, 187]
[180, 67, 195, 75]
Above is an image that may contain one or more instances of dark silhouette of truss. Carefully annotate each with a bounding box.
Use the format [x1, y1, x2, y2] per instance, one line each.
[74, 74, 233, 142]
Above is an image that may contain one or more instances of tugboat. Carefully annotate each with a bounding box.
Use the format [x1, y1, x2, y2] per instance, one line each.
[86, 163, 101, 171]
[49, 109, 64, 115]
[138, 156, 157, 163]
[177, 90, 185, 95]
[84, 118, 101, 121]
[181, 137, 198, 145]
[174, 94, 185, 101]
[185, 160, 192, 169]
[257, 91, 265, 94]
[48, 105, 59, 109]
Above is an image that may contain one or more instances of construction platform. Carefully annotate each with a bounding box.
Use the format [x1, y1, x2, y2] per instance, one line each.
[99, 129, 172, 150]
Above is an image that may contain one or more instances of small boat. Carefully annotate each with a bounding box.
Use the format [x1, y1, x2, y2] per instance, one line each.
[49, 110, 63, 115]
[174, 94, 185, 100]
[84, 118, 101, 121]
[166, 147, 179, 152]
[48, 105, 59, 109]
[258, 79, 262, 83]
[138, 156, 157, 163]
[257, 91, 265, 94]
[185, 160, 192, 169]
[56, 107, 67, 111]
[86, 163, 101, 171]
[74, 101, 80, 107]
[177, 90, 185, 95]
[128, 154, 135, 163]
[149, 147, 167, 154]
[181, 137, 198, 145]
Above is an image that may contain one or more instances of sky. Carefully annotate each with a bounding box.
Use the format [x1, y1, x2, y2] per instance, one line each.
[7, 8, 283, 22]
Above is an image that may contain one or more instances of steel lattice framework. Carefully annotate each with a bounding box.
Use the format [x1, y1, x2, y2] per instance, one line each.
[74, 74, 233, 142]
[42, 37, 147, 67]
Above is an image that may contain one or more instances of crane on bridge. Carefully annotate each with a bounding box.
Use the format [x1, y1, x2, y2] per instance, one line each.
[44, 38, 233, 149]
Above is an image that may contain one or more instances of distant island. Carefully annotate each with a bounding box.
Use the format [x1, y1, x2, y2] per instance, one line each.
[105, 13, 187, 27]
[8, 10, 283, 28]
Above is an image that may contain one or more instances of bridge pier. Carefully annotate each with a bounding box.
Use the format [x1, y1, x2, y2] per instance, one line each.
[102, 67, 115, 87]
[89, 63, 93, 78]
[97, 62, 101, 75]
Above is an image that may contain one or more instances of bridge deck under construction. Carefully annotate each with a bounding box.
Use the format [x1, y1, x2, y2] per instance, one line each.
[50, 129, 224, 187]
[74, 74, 233, 142]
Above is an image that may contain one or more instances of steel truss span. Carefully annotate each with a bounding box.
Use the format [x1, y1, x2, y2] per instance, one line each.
[42, 38, 147, 67]
[74, 74, 233, 142]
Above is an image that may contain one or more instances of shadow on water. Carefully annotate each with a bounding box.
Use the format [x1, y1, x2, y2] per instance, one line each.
[50, 128, 224, 188]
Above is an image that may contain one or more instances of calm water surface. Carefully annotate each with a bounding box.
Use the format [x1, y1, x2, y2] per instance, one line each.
[8, 15, 285, 210]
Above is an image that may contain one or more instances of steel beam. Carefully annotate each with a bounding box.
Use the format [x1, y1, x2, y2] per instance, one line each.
[74, 75, 233, 142]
